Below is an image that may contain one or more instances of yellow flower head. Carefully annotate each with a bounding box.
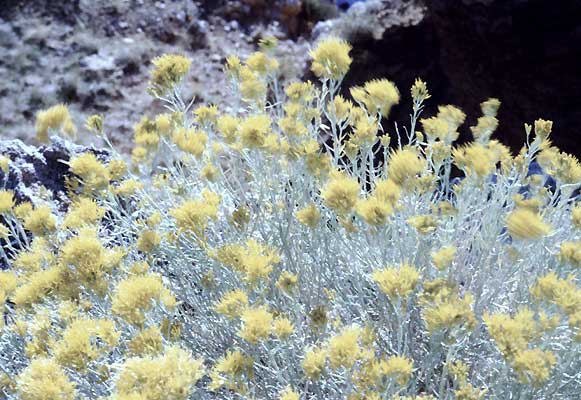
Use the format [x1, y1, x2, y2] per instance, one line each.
[214, 289, 249, 319]
[54, 318, 119, 370]
[194, 104, 219, 126]
[303, 346, 327, 380]
[273, 317, 295, 339]
[155, 113, 173, 136]
[136, 229, 161, 253]
[35, 104, 76, 142]
[534, 118, 553, 142]
[217, 115, 240, 144]
[321, 171, 360, 215]
[128, 326, 164, 356]
[328, 326, 361, 369]
[431, 246, 457, 270]
[422, 293, 475, 333]
[85, 114, 104, 134]
[388, 148, 425, 186]
[111, 273, 176, 326]
[170, 190, 220, 237]
[0, 190, 14, 214]
[453, 144, 495, 177]
[246, 51, 279, 75]
[276, 271, 299, 293]
[115, 347, 204, 400]
[17, 358, 76, 400]
[506, 208, 551, 240]
[512, 348, 556, 387]
[149, 54, 191, 94]
[350, 79, 400, 116]
[381, 356, 413, 385]
[239, 67, 267, 102]
[0, 155, 9, 174]
[238, 306, 273, 344]
[470, 115, 499, 142]
[310, 37, 352, 80]
[332, 95, 353, 121]
[62, 197, 105, 229]
[372, 263, 420, 300]
[407, 214, 438, 235]
[411, 78, 430, 103]
[296, 203, 321, 228]
[23, 205, 57, 236]
[172, 128, 208, 158]
[481, 98, 501, 117]
[279, 386, 300, 400]
[69, 152, 109, 191]
[225, 55, 242, 77]
[356, 195, 394, 226]
[240, 114, 271, 148]
[286, 80, 315, 103]
[483, 308, 537, 357]
[107, 159, 128, 181]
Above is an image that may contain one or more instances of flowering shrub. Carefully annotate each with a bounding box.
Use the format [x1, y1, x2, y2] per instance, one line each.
[1, 37, 581, 399]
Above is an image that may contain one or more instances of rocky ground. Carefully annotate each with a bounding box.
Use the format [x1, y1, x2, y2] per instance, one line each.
[0, 0, 323, 151]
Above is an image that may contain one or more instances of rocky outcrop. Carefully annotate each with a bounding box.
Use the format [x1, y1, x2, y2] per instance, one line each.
[0, 137, 109, 210]
[426, 0, 581, 155]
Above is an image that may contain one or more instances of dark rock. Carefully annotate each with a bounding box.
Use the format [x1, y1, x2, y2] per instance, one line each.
[0, 137, 109, 210]
[335, 0, 581, 156]
[425, 0, 581, 156]
[187, 20, 209, 50]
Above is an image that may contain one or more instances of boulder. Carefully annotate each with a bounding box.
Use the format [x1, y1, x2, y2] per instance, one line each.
[0, 137, 109, 210]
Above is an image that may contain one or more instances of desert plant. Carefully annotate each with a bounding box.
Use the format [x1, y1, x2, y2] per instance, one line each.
[1, 37, 580, 400]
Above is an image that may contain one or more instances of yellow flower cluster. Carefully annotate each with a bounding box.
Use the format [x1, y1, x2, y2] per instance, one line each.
[296, 203, 321, 228]
[35, 104, 76, 142]
[213, 239, 281, 284]
[240, 114, 272, 149]
[69, 152, 110, 192]
[350, 79, 400, 116]
[53, 318, 119, 370]
[170, 190, 220, 237]
[505, 208, 551, 240]
[388, 148, 425, 186]
[149, 54, 192, 95]
[172, 127, 208, 158]
[421, 280, 476, 333]
[62, 197, 105, 229]
[111, 273, 177, 326]
[372, 263, 420, 300]
[214, 288, 249, 319]
[209, 349, 254, 392]
[310, 38, 352, 80]
[328, 326, 361, 369]
[238, 306, 274, 344]
[16, 357, 76, 400]
[321, 171, 360, 215]
[60, 227, 121, 293]
[114, 346, 204, 400]
[421, 105, 466, 144]
[0, 190, 14, 213]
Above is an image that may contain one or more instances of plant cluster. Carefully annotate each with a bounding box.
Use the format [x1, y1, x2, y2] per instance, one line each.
[1, 36, 580, 399]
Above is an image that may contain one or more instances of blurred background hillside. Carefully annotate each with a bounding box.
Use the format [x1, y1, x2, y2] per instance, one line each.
[1, 0, 580, 155]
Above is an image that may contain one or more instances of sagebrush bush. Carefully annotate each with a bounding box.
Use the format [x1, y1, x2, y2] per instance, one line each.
[1, 36, 580, 400]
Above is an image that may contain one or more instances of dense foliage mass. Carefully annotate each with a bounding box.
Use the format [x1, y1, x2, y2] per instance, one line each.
[1, 36, 580, 399]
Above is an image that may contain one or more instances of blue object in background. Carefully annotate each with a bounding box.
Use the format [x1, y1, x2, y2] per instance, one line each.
[336, 0, 366, 11]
